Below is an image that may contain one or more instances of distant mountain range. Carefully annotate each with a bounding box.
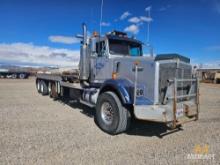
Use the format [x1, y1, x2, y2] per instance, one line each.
[0, 62, 59, 75]
[0, 62, 58, 69]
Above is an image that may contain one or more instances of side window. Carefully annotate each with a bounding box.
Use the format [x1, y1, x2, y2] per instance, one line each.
[96, 41, 106, 57]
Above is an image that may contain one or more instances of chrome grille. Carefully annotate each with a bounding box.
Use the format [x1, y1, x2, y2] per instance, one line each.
[159, 62, 192, 103]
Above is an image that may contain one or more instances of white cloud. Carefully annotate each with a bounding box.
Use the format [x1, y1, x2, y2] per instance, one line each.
[159, 5, 171, 11]
[48, 35, 80, 44]
[214, 0, 220, 14]
[128, 17, 141, 23]
[145, 6, 152, 11]
[198, 60, 220, 69]
[0, 42, 80, 67]
[100, 22, 111, 26]
[140, 16, 153, 22]
[128, 16, 153, 24]
[124, 24, 139, 34]
[206, 45, 220, 51]
[120, 11, 131, 20]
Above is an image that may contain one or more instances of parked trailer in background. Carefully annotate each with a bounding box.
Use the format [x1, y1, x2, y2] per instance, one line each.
[0, 69, 30, 79]
[197, 68, 220, 84]
[36, 24, 199, 135]
[214, 72, 220, 84]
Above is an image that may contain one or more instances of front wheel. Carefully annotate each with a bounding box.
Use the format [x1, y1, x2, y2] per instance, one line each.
[95, 91, 131, 135]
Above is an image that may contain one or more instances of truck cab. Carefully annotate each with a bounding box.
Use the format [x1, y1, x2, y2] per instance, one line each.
[88, 31, 144, 83]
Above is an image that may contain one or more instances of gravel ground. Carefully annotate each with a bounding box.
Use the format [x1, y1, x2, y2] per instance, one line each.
[0, 78, 219, 165]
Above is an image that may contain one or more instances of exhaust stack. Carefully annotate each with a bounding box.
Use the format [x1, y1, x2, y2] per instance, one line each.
[79, 23, 89, 81]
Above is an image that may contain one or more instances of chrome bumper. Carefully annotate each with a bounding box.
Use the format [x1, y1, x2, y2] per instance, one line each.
[134, 100, 198, 123]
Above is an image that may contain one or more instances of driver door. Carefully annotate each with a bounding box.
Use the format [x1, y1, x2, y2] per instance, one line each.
[94, 40, 110, 82]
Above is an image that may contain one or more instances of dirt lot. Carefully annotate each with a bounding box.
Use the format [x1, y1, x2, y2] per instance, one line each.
[0, 78, 219, 165]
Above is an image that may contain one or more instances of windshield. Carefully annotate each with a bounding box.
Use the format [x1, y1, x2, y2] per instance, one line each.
[108, 39, 142, 56]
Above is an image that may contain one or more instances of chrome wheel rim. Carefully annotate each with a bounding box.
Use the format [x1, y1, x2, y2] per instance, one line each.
[101, 102, 114, 125]
[40, 83, 44, 93]
[48, 82, 51, 93]
[12, 74, 16, 79]
[19, 74, 25, 79]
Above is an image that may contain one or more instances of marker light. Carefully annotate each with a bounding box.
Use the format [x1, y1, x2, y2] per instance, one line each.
[93, 31, 99, 37]
[134, 60, 140, 65]
[112, 72, 117, 80]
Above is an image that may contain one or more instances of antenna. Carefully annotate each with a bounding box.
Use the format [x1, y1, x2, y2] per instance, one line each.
[145, 6, 152, 44]
[99, 0, 104, 35]
[145, 6, 153, 57]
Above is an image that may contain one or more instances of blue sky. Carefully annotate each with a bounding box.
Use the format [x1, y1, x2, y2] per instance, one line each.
[0, 0, 219, 66]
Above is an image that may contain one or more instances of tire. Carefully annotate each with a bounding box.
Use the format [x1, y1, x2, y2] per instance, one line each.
[0, 75, 5, 78]
[50, 82, 58, 99]
[48, 82, 52, 97]
[11, 73, 17, 79]
[40, 80, 49, 95]
[36, 80, 41, 93]
[95, 91, 131, 135]
[19, 73, 26, 79]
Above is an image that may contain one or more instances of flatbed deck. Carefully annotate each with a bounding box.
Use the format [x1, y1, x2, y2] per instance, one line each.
[37, 73, 82, 90]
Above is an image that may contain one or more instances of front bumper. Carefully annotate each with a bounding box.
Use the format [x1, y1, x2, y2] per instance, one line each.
[134, 100, 198, 125]
[132, 65, 199, 128]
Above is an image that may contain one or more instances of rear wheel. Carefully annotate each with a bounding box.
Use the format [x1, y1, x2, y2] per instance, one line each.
[19, 73, 26, 79]
[50, 82, 58, 99]
[48, 82, 52, 97]
[36, 80, 41, 93]
[0, 75, 6, 78]
[95, 91, 131, 135]
[11, 73, 17, 79]
[40, 80, 48, 95]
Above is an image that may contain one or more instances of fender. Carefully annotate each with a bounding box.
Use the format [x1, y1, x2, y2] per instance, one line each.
[99, 78, 134, 105]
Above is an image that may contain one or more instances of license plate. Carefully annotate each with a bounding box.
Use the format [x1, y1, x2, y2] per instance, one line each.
[176, 108, 184, 118]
